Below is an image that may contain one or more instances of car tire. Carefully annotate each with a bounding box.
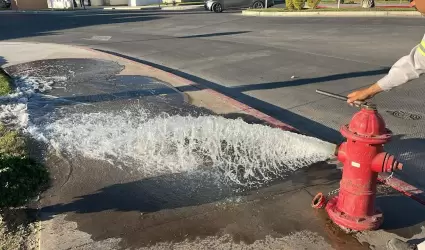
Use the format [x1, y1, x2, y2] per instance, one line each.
[252, 1, 264, 8]
[212, 2, 223, 12]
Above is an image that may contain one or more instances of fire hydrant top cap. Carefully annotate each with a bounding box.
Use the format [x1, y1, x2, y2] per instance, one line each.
[347, 109, 388, 137]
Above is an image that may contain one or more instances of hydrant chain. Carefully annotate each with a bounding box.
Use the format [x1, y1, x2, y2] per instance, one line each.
[327, 188, 340, 197]
[383, 172, 394, 183]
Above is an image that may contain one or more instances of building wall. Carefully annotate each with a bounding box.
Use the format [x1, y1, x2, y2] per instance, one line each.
[111, 0, 128, 4]
[47, 0, 74, 8]
[104, 0, 128, 5]
[12, 0, 48, 10]
[129, 0, 158, 5]
[91, 0, 105, 5]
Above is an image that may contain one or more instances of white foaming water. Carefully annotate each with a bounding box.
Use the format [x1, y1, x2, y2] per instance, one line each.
[0, 75, 63, 128]
[1, 75, 59, 102]
[30, 110, 334, 186]
[0, 74, 334, 186]
[139, 231, 334, 250]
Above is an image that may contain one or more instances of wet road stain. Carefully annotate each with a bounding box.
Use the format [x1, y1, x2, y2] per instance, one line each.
[17, 58, 425, 249]
[39, 160, 368, 249]
[319, 212, 370, 250]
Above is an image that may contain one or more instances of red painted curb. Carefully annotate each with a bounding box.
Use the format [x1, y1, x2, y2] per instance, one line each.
[378, 173, 425, 205]
[80, 46, 425, 207]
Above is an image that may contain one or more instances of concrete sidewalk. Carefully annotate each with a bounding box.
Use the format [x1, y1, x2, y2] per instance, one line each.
[247, 2, 419, 17]
[242, 10, 421, 17]
[1, 42, 425, 250]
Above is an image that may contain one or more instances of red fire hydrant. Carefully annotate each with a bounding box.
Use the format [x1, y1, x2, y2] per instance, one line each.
[315, 90, 403, 231]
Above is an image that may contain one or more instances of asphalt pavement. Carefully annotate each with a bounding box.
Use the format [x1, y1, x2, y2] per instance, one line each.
[1, 10, 425, 189]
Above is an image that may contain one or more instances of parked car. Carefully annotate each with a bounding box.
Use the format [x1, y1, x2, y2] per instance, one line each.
[205, 0, 273, 12]
[0, 0, 11, 8]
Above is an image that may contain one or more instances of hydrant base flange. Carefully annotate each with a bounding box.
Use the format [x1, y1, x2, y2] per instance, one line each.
[326, 197, 383, 231]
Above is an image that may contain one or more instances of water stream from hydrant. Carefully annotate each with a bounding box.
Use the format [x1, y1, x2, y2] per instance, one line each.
[1, 74, 335, 187]
[30, 110, 335, 186]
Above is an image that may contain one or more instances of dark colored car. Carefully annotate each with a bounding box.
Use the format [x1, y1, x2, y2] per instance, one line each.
[1, 0, 11, 8]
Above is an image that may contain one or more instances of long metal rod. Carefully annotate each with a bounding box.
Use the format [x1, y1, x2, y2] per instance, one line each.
[316, 89, 349, 102]
[315, 89, 375, 109]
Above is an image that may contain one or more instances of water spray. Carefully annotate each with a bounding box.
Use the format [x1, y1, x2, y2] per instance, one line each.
[31, 110, 336, 187]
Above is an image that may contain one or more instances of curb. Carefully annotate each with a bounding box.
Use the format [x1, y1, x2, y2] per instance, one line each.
[69, 45, 425, 207]
[378, 173, 425, 205]
[161, 5, 203, 10]
[242, 10, 422, 17]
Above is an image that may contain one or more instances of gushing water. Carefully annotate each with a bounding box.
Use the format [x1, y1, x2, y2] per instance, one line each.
[31, 110, 334, 186]
[0, 73, 335, 186]
[0, 75, 59, 128]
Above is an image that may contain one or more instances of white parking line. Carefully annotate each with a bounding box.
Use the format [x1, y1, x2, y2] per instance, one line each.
[84, 36, 112, 41]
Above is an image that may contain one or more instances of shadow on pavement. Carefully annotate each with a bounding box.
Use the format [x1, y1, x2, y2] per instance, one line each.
[38, 163, 345, 248]
[41, 170, 237, 216]
[409, 237, 425, 246]
[40, 161, 340, 220]
[232, 68, 390, 92]
[84, 30, 252, 47]
[178, 31, 251, 39]
[0, 11, 165, 41]
[0, 56, 6, 67]
[0, 10, 237, 42]
[386, 135, 425, 191]
[378, 194, 425, 237]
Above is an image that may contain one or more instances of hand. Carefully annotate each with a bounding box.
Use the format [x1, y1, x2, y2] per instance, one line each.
[347, 84, 383, 104]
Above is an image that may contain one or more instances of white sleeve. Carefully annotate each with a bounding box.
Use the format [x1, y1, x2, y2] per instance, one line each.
[377, 35, 425, 91]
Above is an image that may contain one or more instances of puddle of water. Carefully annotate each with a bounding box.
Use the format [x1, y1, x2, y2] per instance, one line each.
[322, 215, 370, 250]
[2, 60, 334, 188]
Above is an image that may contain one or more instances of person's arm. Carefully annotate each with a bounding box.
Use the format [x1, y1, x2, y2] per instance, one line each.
[347, 35, 425, 103]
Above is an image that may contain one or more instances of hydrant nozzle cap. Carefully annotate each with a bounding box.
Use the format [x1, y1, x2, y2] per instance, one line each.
[371, 152, 404, 173]
[312, 193, 327, 209]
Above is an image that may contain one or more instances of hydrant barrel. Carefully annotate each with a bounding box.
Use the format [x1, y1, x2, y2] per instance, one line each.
[336, 139, 382, 218]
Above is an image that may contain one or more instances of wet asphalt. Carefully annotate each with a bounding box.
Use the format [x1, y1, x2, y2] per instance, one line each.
[1, 10, 425, 189]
